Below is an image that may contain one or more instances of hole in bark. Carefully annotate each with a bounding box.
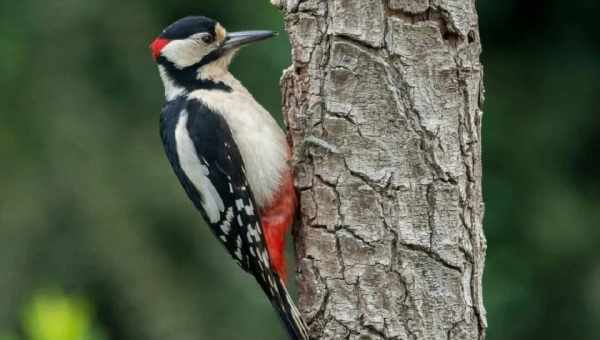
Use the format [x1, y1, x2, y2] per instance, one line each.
[441, 30, 461, 48]
[468, 30, 476, 43]
[442, 31, 454, 41]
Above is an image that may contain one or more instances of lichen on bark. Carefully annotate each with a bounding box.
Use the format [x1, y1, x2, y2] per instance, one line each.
[275, 1, 486, 339]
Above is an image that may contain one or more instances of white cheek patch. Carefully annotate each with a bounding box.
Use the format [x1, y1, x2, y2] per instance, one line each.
[162, 39, 209, 69]
[175, 110, 225, 223]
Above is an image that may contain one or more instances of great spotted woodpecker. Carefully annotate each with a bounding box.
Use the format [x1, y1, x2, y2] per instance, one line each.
[150, 16, 308, 340]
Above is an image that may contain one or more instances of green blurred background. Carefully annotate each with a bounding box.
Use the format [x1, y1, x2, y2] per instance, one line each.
[0, 1, 598, 340]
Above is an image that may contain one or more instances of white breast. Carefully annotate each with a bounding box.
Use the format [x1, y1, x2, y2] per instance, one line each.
[189, 74, 289, 208]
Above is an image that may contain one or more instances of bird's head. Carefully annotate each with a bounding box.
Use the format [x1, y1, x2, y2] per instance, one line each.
[150, 16, 274, 91]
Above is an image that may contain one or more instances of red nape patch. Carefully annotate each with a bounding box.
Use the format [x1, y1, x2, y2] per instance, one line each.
[150, 38, 170, 60]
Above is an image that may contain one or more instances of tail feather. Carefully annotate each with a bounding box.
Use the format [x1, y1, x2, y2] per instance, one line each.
[254, 268, 309, 340]
[267, 276, 310, 340]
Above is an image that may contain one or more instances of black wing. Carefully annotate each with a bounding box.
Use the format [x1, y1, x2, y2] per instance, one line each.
[160, 97, 264, 272]
[159, 97, 309, 340]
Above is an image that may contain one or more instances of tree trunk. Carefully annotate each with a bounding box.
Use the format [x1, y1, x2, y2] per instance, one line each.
[274, 0, 486, 339]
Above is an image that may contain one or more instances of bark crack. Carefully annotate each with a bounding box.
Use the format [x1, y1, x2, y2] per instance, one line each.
[385, 2, 465, 47]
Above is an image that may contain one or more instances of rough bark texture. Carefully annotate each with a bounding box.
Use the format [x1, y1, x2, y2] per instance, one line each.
[274, 0, 486, 339]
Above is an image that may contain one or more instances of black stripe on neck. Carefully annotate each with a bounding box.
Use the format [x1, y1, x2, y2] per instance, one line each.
[158, 56, 232, 92]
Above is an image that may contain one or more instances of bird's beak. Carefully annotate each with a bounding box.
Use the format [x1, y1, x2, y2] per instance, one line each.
[221, 31, 275, 52]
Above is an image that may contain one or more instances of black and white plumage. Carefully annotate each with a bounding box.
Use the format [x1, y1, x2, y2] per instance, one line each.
[160, 97, 262, 271]
[152, 16, 309, 340]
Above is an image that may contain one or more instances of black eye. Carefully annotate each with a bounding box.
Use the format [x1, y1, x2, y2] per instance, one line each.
[202, 35, 214, 44]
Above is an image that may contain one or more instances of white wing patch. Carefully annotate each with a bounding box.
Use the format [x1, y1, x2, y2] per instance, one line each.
[175, 110, 225, 223]
[220, 207, 234, 235]
[234, 235, 243, 260]
[235, 199, 244, 212]
[244, 204, 255, 216]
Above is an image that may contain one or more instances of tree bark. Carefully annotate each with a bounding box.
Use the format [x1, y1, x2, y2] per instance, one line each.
[274, 0, 486, 339]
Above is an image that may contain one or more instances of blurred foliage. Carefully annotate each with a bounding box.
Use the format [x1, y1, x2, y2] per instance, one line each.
[0, 333, 19, 340]
[0, 1, 290, 339]
[0, 0, 598, 340]
[23, 290, 106, 340]
[480, 1, 600, 339]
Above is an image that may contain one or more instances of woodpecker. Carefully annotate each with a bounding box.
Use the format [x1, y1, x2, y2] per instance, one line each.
[150, 16, 308, 340]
